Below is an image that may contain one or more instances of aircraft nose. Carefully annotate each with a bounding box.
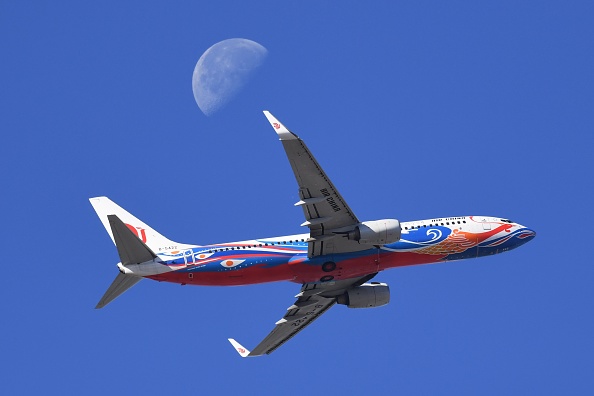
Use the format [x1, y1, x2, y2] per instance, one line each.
[514, 224, 536, 243]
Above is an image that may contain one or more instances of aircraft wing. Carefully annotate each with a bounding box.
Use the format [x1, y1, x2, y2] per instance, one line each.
[228, 274, 376, 357]
[264, 111, 371, 257]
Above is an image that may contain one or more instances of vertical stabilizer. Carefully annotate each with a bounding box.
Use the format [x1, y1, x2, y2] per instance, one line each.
[89, 196, 179, 253]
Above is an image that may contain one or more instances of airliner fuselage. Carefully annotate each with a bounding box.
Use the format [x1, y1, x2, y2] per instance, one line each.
[143, 215, 534, 286]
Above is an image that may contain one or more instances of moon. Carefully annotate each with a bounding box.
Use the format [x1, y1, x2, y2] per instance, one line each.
[192, 38, 268, 116]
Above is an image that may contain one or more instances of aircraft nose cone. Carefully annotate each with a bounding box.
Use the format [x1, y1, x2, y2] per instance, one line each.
[515, 225, 536, 243]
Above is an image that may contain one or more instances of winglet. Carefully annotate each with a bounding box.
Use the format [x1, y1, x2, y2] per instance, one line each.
[228, 338, 251, 358]
[263, 111, 298, 140]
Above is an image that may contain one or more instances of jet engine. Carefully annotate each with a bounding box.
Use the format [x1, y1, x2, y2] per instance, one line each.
[336, 282, 390, 308]
[344, 219, 401, 245]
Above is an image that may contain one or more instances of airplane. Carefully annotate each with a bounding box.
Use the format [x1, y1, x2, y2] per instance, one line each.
[90, 111, 536, 357]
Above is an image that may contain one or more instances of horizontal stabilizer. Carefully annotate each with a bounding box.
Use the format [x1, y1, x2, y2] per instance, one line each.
[96, 272, 141, 309]
[108, 215, 157, 265]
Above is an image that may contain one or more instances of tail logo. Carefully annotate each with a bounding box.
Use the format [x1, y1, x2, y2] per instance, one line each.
[273, 122, 281, 129]
[126, 224, 147, 243]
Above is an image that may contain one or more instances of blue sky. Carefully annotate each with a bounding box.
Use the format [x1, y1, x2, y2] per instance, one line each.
[1, 1, 593, 394]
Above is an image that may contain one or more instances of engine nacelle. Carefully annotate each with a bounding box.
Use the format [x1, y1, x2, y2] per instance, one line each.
[346, 219, 401, 245]
[336, 282, 390, 308]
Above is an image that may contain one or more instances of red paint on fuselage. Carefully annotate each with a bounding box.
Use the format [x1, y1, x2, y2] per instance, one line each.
[147, 250, 447, 286]
[147, 262, 295, 286]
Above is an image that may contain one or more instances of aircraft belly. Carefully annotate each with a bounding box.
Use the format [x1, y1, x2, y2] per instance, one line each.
[284, 249, 445, 284]
[288, 252, 380, 284]
[147, 261, 295, 286]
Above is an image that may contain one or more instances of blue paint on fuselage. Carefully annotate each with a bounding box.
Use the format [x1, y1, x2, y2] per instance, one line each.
[386, 226, 451, 250]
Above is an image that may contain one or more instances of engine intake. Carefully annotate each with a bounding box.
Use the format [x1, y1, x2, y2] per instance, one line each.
[345, 219, 401, 245]
[336, 282, 390, 308]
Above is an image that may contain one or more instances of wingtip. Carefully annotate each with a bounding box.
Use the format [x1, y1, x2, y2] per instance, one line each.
[262, 111, 298, 140]
[228, 338, 251, 358]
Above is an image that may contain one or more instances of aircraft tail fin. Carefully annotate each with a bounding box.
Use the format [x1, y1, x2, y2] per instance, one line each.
[89, 196, 178, 253]
[95, 272, 142, 309]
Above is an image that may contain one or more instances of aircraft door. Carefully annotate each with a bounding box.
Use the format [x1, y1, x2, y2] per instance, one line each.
[183, 249, 194, 266]
[481, 218, 492, 231]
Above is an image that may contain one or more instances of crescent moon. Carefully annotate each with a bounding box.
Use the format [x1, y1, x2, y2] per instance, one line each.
[192, 38, 268, 116]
